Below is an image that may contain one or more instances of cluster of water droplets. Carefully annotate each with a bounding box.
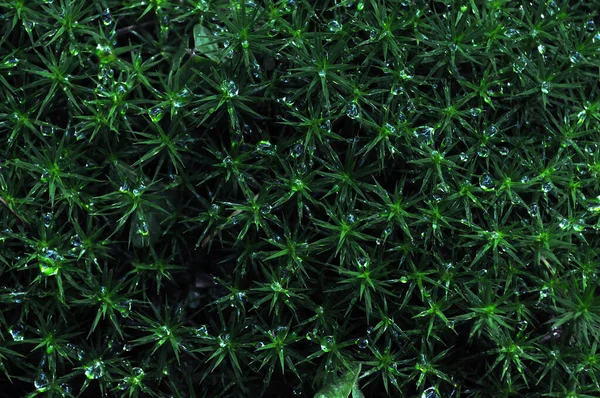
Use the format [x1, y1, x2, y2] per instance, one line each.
[221, 80, 239, 97]
[413, 126, 434, 147]
[102, 9, 113, 26]
[255, 140, 276, 156]
[346, 103, 360, 119]
[39, 247, 65, 276]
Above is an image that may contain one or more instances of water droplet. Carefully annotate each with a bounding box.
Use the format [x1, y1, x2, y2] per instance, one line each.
[3, 56, 19, 68]
[194, 325, 209, 337]
[432, 186, 446, 202]
[24, 20, 36, 33]
[250, 59, 261, 78]
[34, 372, 50, 391]
[137, 221, 149, 236]
[558, 218, 571, 230]
[357, 256, 368, 269]
[499, 147, 510, 156]
[512, 56, 527, 73]
[546, 0, 559, 16]
[223, 80, 238, 96]
[346, 103, 359, 119]
[400, 276, 408, 283]
[537, 44, 546, 54]
[396, 112, 407, 125]
[293, 384, 303, 395]
[573, 219, 585, 232]
[40, 125, 54, 137]
[218, 334, 230, 348]
[96, 43, 114, 63]
[422, 386, 441, 398]
[117, 83, 127, 97]
[400, 67, 414, 80]
[9, 323, 25, 341]
[260, 204, 272, 214]
[74, 129, 86, 140]
[320, 335, 334, 352]
[392, 85, 404, 96]
[356, 338, 369, 349]
[325, 358, 335, 372]
[539, 285, 550, 300]
[256, 140, 275, 156]
[486, 125, 498, 137]
[67, 343, 86, 360]
[528, 203, 538, 217]
[290, 140, 304, 158]
[541, 81, 552, 94]
[469, 107, 482, 117]
[116, 300, 132, 317]
[132, 367, 144, 379]
[148, 106, 164, 123]
[85, 360, 104, 379]
[69, 42, 80, 56]
[586, 20, 596, 31]
[517, 319, 528, 331]
[505, 28, 520, 38]
[541, 181, 553, 193]
[43, 212, 53, 227]
[328, 20, 341, 32]
[102, 9, 113, 25]
[132, 182, 146, 196]
[477, 146, 490, 158]
[569, 51, 582, 64]
[71, 234, 82, 248]
[479, 173, 494, 190]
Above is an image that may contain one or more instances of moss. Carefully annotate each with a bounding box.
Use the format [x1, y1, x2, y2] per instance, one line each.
[1, 0, 600, 397]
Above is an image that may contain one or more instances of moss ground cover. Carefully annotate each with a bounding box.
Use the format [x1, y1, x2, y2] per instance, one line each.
[1, 0, 600, 397]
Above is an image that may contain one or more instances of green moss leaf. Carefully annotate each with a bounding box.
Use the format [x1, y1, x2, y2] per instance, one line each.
[314, 364, 363, 398]
[193, 24, 220, 62]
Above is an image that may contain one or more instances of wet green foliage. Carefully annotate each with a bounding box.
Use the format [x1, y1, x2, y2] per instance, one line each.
[1, 0, 600, 397]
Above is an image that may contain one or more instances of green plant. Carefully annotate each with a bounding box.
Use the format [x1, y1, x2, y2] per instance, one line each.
[1, 0, 600, 397]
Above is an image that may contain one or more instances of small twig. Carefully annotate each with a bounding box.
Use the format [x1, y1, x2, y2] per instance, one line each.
[540, 326, 562, 344]
[116, 20, 155, 35]
[0, 196, 24, 224]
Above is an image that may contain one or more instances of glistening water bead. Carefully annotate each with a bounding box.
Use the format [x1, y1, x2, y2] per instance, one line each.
[479, 174, 494, 190]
